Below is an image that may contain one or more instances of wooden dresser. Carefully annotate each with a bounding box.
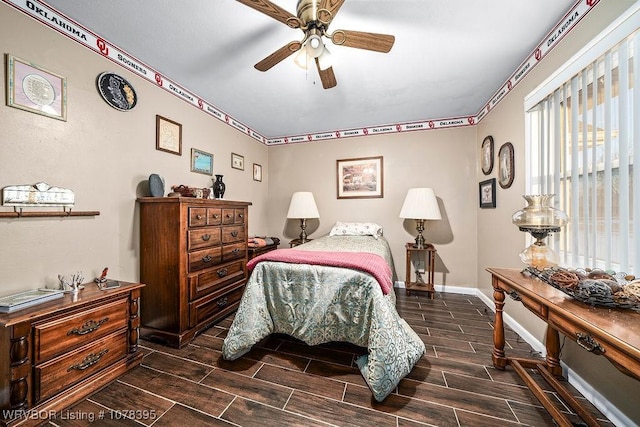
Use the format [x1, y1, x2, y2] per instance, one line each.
[0, 282, 143, 427]
[137, 197, 251, 348]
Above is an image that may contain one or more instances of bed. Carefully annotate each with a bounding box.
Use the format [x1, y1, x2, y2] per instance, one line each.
[221, 228, 425, 402]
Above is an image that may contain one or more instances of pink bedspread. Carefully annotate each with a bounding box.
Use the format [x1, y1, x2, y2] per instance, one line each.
[247, 249, 392, 295]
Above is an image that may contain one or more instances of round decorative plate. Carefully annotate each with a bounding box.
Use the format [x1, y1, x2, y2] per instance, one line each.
[96, 72, 137, 111]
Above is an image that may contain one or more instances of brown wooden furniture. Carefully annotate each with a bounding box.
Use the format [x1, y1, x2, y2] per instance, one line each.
[0, 282, 143, 427]
[248, 239, 279, 260]
[137, 197, 251, 348]
[489, 267, 640, 427]
[405, 243, 436, 298]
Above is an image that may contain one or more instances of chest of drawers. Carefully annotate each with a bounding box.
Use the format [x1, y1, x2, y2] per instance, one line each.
[137, 197, 251, 348]
[0, 282, 143, 427]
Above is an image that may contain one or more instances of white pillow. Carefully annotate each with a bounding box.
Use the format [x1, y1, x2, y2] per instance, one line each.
[329, 222, 383, 239]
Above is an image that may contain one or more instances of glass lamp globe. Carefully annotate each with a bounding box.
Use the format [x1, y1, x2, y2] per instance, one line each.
[512, 194, 568, 269]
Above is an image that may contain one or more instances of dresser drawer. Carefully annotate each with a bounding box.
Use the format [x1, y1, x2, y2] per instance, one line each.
[207, 208, 222, 225]
[234, 209, 246, 224]
[188, 207, 208, 227]
[189, 284, 245, 328]
[35, 331, 128, 402]
[34, 298, 129, 363]
[222, 225, 246, 244]
[222, 208, 236, 225]
[188, 260, 245, 300]
[188, 227, 222, 250]
[223, 242, 246, 261]
[188, 247, 223, 272]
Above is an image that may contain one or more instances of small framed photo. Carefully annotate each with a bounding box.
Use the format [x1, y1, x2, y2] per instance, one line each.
[191, 148, 213, 175]
[231, 153, 244, 170]
[156, 115, 182, 155]
[481, 135, 494, 175]
[498, 142, 515, 189]
[6, 54, 67, 121]
[337, 156, 383, 199]
[253, 163, 262, 182]
[479, 178, 496, 209]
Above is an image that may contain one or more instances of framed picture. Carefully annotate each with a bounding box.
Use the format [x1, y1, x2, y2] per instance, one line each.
[231, 153, 244, 170]
[481, 135, 494, 175]
[479, 178, 496, 208]
[498, 142, 515, 189]
[5, 54, 67, 121]
[191, 148, 213, 175]
[253, 163, 262, 182]
[336, 156, 383, 199]
[156, 115, 182, 155]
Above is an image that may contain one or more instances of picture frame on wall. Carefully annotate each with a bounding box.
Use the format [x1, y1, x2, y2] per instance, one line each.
[479, 178, 496, 208]
[191, 148, 213, 175]
[336, 156, 384, 199]
[481, 135, 494, 175]
[6, 54, 67, 121]
[253, 163, 262, 182]
[156, 115, 182, 155]
[231, 153, 244, 170]
[498, 142, 515, 189]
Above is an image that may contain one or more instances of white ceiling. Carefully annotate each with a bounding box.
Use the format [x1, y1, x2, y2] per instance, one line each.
[39, 0, 579, 140]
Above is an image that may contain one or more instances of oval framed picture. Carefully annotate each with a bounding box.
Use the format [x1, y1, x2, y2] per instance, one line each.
[96, 72, 137, 111]
[481, 135, 494, 175]
[498, 142, 515, 189]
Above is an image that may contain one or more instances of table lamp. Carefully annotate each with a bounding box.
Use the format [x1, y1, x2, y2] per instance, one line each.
[400, 188, 442, 248]
[287, 191, 320, 243]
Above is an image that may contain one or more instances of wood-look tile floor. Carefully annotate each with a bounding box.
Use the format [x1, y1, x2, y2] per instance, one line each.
[45, 290, 613, 427]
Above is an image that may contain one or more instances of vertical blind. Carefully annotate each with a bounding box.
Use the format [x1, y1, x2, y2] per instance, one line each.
[528, 30, 638, 274]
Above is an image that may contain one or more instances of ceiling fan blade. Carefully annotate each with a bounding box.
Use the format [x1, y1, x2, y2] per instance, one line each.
[331, 30, 395, 53]
[255, 41, 302, 71]
[318, 0, 345, 24]
[315, 58, 337, 89]
[236, 0, 301, 28]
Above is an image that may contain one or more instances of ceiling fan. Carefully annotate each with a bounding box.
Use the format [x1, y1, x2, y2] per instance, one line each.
[237, 0, 395, 89]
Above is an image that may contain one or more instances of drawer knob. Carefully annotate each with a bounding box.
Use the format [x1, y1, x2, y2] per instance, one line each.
[217, 297, 228, 307]
[230, 231, 238, 237]
[238, 214, 244, 218]
[232, 248, 240, 255]
[202, 255, 213, 263]
[67, 317, 109, 336]
[507, 290, 521, 301]
[576, 332, 605, 354]
[196, 214, 203, 220]
[217, 268, 228, 278]
[212, 214, 218, 219]
[201, 234, 211, 241]
[67, 348, 109, 371]
[226, 214, 232, 218]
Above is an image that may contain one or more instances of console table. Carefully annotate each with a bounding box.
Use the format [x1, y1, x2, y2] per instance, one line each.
[488, 268, 640, 427]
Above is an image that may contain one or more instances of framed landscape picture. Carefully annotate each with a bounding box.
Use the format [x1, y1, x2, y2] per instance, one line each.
[191, 148, 213, 175]
[336, 156, 383, 199]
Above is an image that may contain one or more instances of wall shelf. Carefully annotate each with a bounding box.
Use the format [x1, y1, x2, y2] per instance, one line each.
[0, 207, 100, 218]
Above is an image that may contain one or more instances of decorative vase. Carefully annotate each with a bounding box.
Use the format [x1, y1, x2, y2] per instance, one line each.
[512, 194, 568, 269]
[212, 175, 226, 199]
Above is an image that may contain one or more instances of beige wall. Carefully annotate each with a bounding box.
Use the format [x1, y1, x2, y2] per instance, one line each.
[477, 0, 640, 423]
[0, 4, 268, 293]
[267, 127, 478, 287]
[1, 0, 639, 423]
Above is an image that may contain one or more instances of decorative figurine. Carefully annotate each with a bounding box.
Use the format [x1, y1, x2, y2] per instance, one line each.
[58, 271, 84, 293]
[94, 267, 108, 284]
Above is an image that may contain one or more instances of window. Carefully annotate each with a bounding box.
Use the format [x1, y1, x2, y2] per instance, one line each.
[525, 7, 640, 274]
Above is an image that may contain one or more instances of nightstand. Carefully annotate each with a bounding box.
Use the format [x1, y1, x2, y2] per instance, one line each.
[405, 243, 436, 298]
[289, 238, 312, 248]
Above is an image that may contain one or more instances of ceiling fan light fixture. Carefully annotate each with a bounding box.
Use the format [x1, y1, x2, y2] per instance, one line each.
[293, 48, 309, 70]
[306, 34, 324, 58]
[318, 46, 332, 70]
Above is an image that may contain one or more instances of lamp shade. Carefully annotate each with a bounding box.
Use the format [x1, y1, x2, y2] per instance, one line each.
[399, 188, 442, 220]
[287, 192, 320, 219]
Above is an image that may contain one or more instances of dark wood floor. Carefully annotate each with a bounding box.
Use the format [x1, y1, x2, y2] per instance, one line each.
[45, 290, 612, 426]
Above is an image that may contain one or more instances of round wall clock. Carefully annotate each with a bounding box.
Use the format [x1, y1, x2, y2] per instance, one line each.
[96, 72, 137, 111]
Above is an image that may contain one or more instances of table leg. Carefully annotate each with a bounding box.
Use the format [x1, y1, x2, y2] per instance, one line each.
[545, 326, 563, 376]
[492, 285, 507, 370]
